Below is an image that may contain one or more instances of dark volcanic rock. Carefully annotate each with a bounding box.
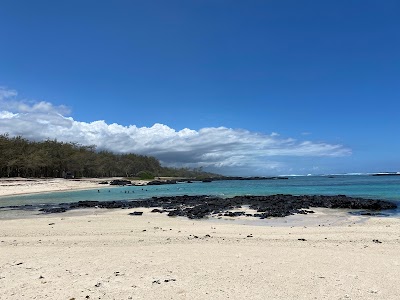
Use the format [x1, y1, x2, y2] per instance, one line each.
[129, 211, 143, 216]
[109, 180, 131, 186]
[69, 201, 100, 208]
[147, 180, 177, 185]
[35, 194, 397, 220]
[224, 211, 245, 217]
[39, 207, 67, 213]
[372, 173, 400, 176]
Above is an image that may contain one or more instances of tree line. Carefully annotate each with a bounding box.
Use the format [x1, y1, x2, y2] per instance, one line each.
[0, 134, 217, 179]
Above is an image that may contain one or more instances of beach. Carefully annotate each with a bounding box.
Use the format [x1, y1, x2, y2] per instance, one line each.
[0, 177, 151, 197]
[1, 207, 400, 299]
[1, 178, 400, 299]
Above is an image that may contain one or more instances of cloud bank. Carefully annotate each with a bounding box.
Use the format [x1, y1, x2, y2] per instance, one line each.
[0, 87, 351, 175]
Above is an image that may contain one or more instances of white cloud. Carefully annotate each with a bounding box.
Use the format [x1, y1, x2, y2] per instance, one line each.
[0, 87, 70, 115]
[0, 111, 18, 119]
[0, 87, 352, 174]
[0, 87, 18, 100]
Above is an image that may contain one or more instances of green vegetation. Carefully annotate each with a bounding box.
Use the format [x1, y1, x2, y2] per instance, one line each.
[0, 134, 219, 179]
[136, 171, 155, 180]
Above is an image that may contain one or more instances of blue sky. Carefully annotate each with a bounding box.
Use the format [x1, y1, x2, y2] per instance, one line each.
[0, 1, 399, 175]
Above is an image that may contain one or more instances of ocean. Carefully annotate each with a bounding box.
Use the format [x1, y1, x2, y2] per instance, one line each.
[1, 175, 399, 217]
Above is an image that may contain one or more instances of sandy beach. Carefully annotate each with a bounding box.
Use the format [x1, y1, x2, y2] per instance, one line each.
[0, 178, 151, 197]
[1, 206, 400, 300]
[1, 178, 400, 299]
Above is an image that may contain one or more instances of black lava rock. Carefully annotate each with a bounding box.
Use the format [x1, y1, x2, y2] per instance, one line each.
[109, 180, 131, 186]
[35, 194, 397, 220]
[129, 211, 143, 216]
[39, 207, 67, 213]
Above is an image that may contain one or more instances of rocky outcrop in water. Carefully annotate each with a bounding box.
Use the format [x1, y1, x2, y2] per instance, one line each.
[35, 194, 397, 219]
[146, 180, 177, 185]
[109, 180, 132, 186]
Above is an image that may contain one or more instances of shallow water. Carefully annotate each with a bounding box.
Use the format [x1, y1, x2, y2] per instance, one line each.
[1, 175, 399, 217]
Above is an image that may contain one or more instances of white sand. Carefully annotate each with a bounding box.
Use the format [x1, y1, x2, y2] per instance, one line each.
[1, 208, 399, 299]
[0, 177, 150, 197]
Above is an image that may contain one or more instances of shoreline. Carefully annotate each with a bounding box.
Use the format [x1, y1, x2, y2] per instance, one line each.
[1, 179, 399, 299]
[1, 178, 396, 222]
[0, 177, 152, 197]
[1, 207, 399, 299]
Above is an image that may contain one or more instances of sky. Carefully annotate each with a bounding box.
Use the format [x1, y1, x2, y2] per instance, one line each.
[0, 0, 399, 175]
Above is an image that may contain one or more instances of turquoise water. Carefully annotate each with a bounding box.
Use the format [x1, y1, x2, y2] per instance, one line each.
[1, 175, 399, 215]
